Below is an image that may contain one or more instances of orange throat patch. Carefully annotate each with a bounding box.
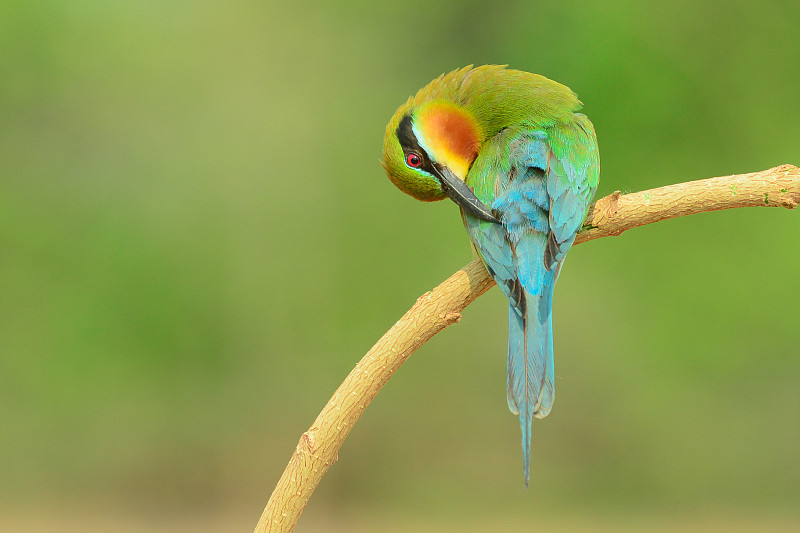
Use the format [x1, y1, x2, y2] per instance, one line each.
[416, 102, 481, 180]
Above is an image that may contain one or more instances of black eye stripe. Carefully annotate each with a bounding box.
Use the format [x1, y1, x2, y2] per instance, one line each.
[396, 114, 434, 172]
[396, 115, 418, 150]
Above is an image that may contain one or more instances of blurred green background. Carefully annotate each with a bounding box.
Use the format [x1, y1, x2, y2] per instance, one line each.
[2, 1, 799, 531]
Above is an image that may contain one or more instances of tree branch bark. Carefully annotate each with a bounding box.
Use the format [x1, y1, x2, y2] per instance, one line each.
[254, 164, 799, 533]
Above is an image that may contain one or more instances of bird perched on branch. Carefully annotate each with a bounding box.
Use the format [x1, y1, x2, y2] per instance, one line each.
[381, 65, 599, 486]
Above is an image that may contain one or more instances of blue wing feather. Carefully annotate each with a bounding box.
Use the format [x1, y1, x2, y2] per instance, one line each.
[464, 118, 598, 485]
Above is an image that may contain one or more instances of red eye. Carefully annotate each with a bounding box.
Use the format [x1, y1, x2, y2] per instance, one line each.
[405, 152, 422, 168]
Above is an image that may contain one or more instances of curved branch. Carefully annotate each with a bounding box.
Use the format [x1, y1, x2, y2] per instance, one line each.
[254, 164, 799, 533]
[576, 165, 799, 243]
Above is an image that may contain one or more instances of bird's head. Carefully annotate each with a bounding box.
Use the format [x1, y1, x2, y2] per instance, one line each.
[382, 68, 499, 223]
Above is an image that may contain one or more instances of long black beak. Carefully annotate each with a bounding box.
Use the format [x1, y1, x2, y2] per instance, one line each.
[434, 165, 501, 224]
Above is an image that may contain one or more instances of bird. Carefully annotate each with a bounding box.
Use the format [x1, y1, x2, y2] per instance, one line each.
[381, 65, 599, 486]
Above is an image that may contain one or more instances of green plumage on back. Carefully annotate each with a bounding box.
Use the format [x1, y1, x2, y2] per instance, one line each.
[457, 65, 582, 136]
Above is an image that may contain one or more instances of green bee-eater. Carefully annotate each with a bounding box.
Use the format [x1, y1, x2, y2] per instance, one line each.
[382, 65, 599, 485]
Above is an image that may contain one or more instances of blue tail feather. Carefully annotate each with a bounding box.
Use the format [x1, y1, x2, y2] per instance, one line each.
[506, 270, 556, 487]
